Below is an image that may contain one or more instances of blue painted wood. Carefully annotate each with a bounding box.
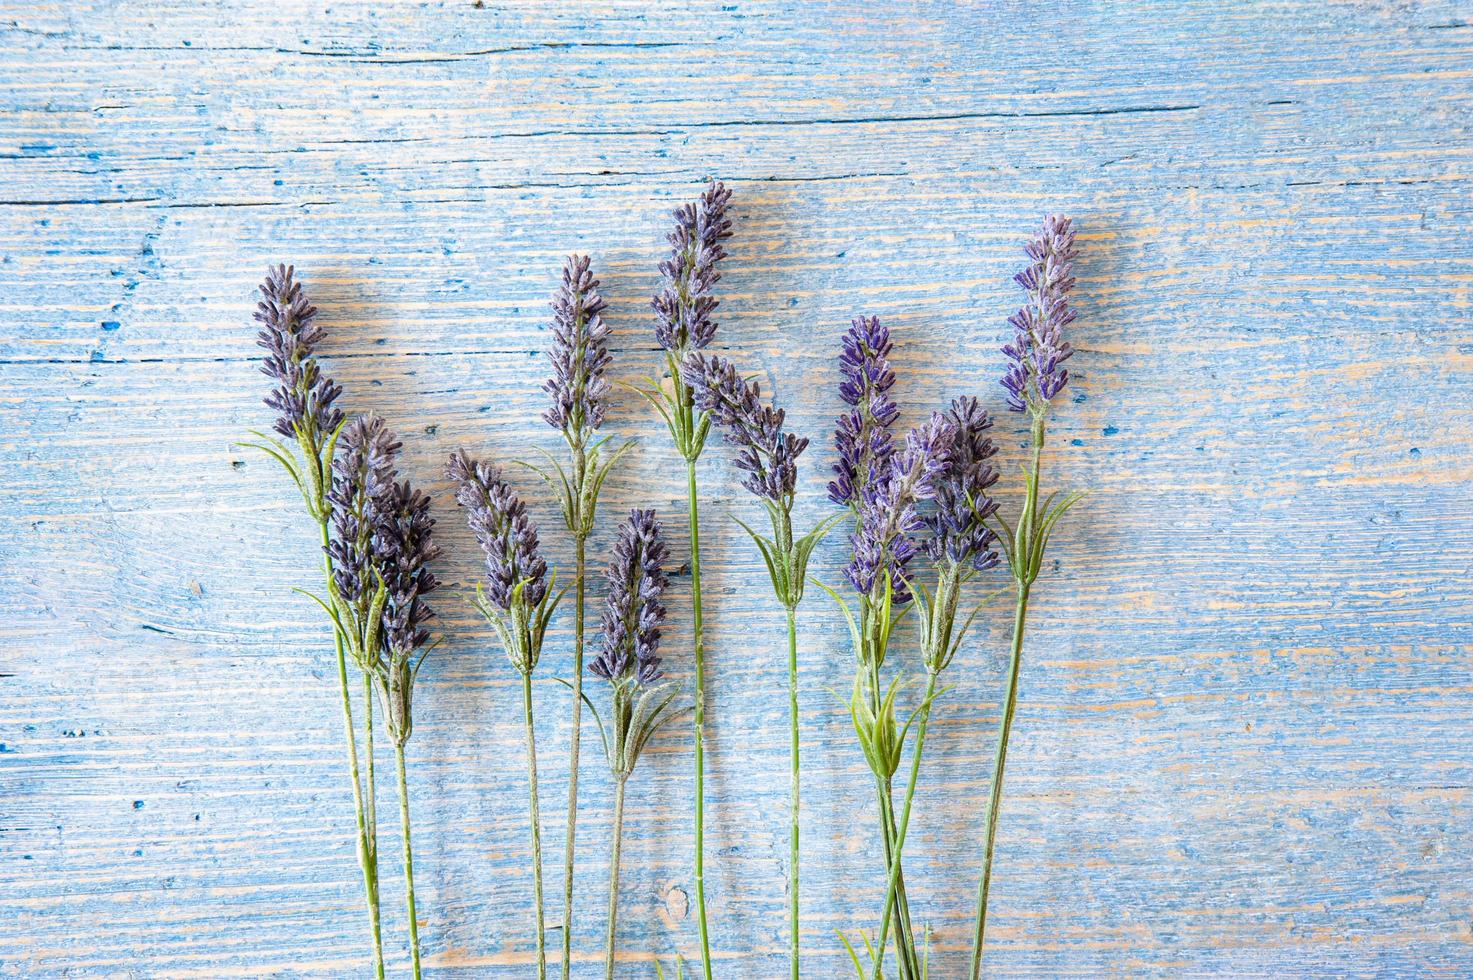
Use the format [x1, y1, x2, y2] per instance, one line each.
[2, 1, 1472, 976]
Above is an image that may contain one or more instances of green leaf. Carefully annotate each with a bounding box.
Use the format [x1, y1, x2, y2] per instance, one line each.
[732, 515, 784, 598]
[811, 577, 863, 660]
[554, 676, 611, 768]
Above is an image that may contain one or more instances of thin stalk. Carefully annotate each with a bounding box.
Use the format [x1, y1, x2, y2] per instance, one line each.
[865, 658, 917, 980]
[319, 519, 385, 979]
[686, 458, 713, 980]
[364, 669, 378, 848]
[604, 775, 628, 980]
[394, 742, 423, 980]
[785, 605, 800, 980]
[870, 669, 938, 980]
[560, 535, 588, 980]
[523, 671, 548, 980]
[966, 584, 1029, 980]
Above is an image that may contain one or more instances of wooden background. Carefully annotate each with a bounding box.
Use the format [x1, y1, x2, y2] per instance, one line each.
[2, 1, 1471, 976]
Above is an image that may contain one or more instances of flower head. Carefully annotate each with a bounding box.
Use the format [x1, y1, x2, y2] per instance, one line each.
[1001, 215, 1078, 413]
[684, 353, 808, 503]
[591, 509, 669, 686]
[652, 181, 734, 353]
[255, 264, 343, 444]
[543, 254, 612, 437]
[446, 449, 548, 611]
[377, 480, 441, 659]
[326, 413, 401, 607]
[829, 316, 900, 507]
[925, 396, 1000, 571]
[846, 412, 955, 604]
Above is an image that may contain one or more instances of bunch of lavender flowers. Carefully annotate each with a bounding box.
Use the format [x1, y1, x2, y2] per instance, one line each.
[581, 510, 682, 980]
[967, 216, 1086, 980]
[326, 417, 440, 980]
[627, 180, 732, 979]
[237, 267, 385, 977]
[524, 256, 634, 980]
[868, 398, 1003, 980]
[449, 449, 566, 980]
[684, 352, 839, 980]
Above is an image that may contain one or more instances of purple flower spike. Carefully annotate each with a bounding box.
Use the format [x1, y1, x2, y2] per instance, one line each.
[925, 396, 1001, 572]
[684, 352, 809, 503]
[447, 449, 548, 611]
[591, 509, 669, 686]
[846, 412, 956, 604]
[653, 181, 734, 353]
[829, 316, 900, 507]
[327, 413, 401, 606]
[1001, 215, 1078, 413]
[255, 264, 344, 443]
[378, 480, 441, 658]
[543, 254, 612, 436]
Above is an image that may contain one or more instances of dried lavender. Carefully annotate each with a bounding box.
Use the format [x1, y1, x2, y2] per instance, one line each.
[449, 448, 564, 980]
[968, 216, 1086, 980]
[684, 352, 838, 980]
[530, 256, 634, 980]
[239, 268, 385, 977]
[829, 316, 899, 509]
[584, 510, 681, 980]
[628, 181, 733, 979]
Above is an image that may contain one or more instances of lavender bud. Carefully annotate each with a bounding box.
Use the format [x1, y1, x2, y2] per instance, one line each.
[1001, 215, 1078, 412]
[254, 264, 343, 444]
[846, 412, 955, 604]
[829, 316, 900, 507]
[925, 396, 1001, 571]
[652, 181, 734, 353]
[543, 254, 612, 436]
[591, 509, 669, 686]
[377, 479, 441, 659]
[684, 352, 809, 503]
[326, 414, 401, 606]
[446, 449, 548, 611]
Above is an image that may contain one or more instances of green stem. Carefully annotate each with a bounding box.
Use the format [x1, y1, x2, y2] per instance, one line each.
[523, 671, 548, 980]
[364, 669, 378, 851]
[687, 458, 713, 980]
[785, 605, 800, 980]
[605, 775, 627, 980]
[966, 583, 1031, 980]
[394, 742, 422, 980]
[561, 536, 587, 980]
[866, 659, 916, 980]
[870, 669, 938, 980]
[319, 520, 384, 979]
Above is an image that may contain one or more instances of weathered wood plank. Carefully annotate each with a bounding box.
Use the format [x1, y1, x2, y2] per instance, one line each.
[2, 1, 1472, 977]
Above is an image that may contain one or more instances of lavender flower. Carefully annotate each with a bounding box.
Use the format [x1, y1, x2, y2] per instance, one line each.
[1001, 216, 1078, 413]
[591, 509, 669, 686]
[255, 264, 343, 444]
[684, 353, 809, 504]
[846, 413, 955, 604]
[378, 480, 441, 661]
[447, 449, 548, 612]
[652, 181, 734, 353]
[543, 254, 612, 438]
[925, 396, 1001, 572]
[829, 316, 900, 507]
[327, 414, 401, 611]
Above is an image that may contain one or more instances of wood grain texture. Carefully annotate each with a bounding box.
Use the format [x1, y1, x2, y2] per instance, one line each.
[2, 1, 1471, 976]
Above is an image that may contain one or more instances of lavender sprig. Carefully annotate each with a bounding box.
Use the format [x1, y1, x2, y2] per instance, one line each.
[968, 217, 1087, 980]
[1001, 215, 1078, 414]
[653, 181, 734, 355]
[238, 267, 386, 977]
[544, 254, 612, 440]
[448, 447, 564, 980]
[582, 510, 683, 980]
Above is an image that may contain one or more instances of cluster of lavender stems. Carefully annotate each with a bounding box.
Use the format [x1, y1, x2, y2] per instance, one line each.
[631, 180, 732, 980]
[244, 206, 1081, 980]
[244, 267, 440, 979]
